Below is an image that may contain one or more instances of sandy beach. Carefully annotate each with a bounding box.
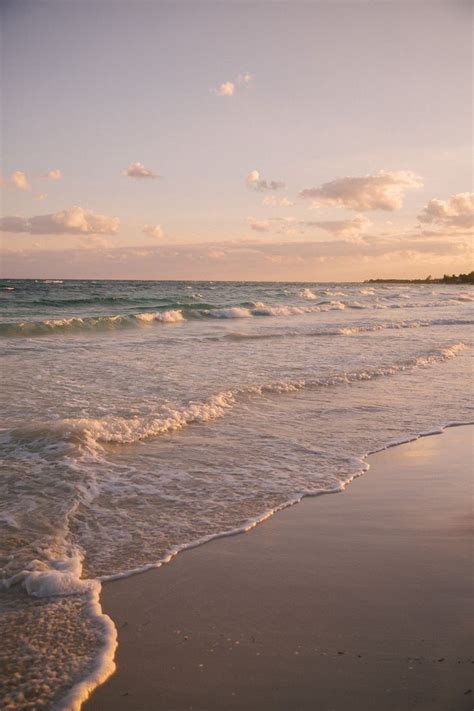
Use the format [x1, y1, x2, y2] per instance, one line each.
[84, 425, 473, 711]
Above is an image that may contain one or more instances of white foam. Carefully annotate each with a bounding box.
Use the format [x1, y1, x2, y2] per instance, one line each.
[299, 288, 317, 300]
[135, 310, 183, 323]
[64, 419, 472, 708]
[3, 549, 94, 597]
[318, 300, 346, 311]
[53, 587, 117, 711]
[13, 342, 467, 450]
[208, 307, 253, 319]
[3, 550, 118, 711]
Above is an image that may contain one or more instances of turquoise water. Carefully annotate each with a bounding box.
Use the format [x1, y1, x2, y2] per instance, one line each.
[0, 279, 473, 710]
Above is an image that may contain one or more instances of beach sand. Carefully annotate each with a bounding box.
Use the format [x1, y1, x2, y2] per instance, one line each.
[85, 425, 473, 711]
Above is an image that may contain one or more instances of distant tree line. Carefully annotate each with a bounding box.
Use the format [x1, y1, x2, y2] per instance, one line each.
[440, 271, 474, 284]
[366, 271, 474, 284]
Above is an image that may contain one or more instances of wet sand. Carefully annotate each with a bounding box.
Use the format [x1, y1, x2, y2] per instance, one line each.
[85, 425, 473, 711]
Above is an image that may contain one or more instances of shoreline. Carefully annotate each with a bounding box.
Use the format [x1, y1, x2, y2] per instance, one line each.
[82, 423, 474, 711]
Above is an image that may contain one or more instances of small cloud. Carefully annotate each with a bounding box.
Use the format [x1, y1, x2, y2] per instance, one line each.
[246, 169, 285, 192]
[34, 192, 48, 201]
[44, 169, 62, 180]
[213, 73, 252, 97]
[304, 215, 372, 238]
[262, 195, 294, 207]
[207, 249, 227, 260]
[417, 192, 473, 231]
[0, 206, 120, 235]
[216, 81, 235, 97]
[143, 224, 164, 239]
[237, 73, 253, 84]
[249, 216, 298, 235]
[123, 162, 159, 179]
[249, 219, 271, 232]
[300, 170, 422, 211]
[10, 170, 30, 191]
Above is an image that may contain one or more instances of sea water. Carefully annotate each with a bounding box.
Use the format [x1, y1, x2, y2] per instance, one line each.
[0, 279, 472, 709]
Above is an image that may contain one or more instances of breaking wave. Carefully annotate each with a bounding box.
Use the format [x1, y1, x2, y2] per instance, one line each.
[7, 343, 466, 451]
[0, 310, 184, 336]
[1, 288, 473, 338]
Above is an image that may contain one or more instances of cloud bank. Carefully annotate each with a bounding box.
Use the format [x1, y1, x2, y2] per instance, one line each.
[3, 233, 469, 282]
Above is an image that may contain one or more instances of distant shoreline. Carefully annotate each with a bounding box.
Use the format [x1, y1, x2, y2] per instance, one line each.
[365, 271, 473, 285]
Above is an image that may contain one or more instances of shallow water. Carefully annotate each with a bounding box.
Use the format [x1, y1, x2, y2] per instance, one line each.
[0, 279, 473, 709]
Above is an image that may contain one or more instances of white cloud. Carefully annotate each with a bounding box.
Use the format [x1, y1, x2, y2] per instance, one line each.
[143, 224, 164, 239]
[418, 192, 474, 231]
[213, 73, 252, 97]
[216, 81, 235, 97]
[10, 171, 31, 191]
[300, 170, 422, 211]
[262, 195, 294, 207]
[34, 192, 48, 201]
[123, 162, 159, 179]
[246, 169, 285, 192]
[0, 206, 120, 235]
[44, 169, 62, 180]
[237, 73, 253, 84]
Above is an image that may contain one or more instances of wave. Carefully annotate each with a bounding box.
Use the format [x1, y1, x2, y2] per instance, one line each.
[0, 302, 340, 336]
[1, 291, 472, 336]
[7, 343, 467, 452]
[0, 310, 184, 336]
[222, 317, 473, 342]
[299, 288, 317, 300]
[36, 279, 64, 284]
[5, 415, 471, 710]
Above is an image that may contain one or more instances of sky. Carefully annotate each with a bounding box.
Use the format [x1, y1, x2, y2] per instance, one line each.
[0, 0, 472, 281]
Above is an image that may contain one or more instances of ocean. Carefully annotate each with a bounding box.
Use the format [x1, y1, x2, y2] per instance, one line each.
[0, 279, 472, 710]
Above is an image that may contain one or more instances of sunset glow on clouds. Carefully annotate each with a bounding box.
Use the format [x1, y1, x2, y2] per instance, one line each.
[143, 224, 164, 239]
[214, 72, 252, 97]
[123, 162, 159, 179]
[299, 171, 423, 211]
[1, 1, 472, 280]
[418, 193, 474, 232]
[44, 169, 62, 180]
[246, 170, 285, 192]
[0, 206, 120, 235]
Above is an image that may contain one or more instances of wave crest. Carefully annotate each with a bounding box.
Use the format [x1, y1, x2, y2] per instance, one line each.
[8, 343, 467, 450]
